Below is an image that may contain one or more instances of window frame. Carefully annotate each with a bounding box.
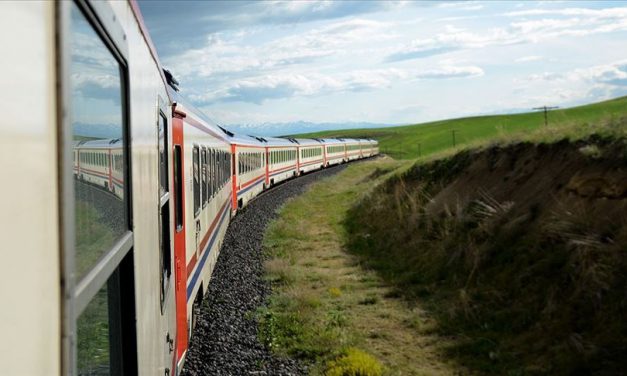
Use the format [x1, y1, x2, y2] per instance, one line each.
[201, 147, 207, 208]
[59, 1, 136, 374]
[193, 145, 200, 216]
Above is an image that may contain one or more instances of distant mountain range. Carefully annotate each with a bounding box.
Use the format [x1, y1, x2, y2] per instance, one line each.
[224, 121, 396, 137]
[73, 122, 122, 140]
[73, 120, 397, 139]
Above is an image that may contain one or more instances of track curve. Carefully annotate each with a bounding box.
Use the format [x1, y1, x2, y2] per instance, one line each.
[182, 163, 348, 375]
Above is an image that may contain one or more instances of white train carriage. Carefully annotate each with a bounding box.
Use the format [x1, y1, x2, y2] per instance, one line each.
[1, 1, 181, 375]
[232, 134, 267, 210]
[322, 138, 347, 166]
[358, 139, 370, 157]
[366, 139, 380, 157]
[0, 2, 381, 376]
[168, 90, 233, 373]
[295, 138, 325, 174]
[75, 139, 125, 199]
[344, 138, 362, 161]
[359, 138, 379, 158]
[265, 136, 299, 185]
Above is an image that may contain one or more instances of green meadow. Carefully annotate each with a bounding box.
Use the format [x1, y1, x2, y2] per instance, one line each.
[293, 95, 627, 159]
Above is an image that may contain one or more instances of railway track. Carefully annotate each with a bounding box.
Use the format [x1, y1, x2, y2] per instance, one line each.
[182, 163, 348, 375]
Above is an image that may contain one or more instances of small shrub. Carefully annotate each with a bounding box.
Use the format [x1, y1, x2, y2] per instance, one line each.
[328, 287, 342, 298]
[578, 144, 602, 158]
[326, 348, 383, 376]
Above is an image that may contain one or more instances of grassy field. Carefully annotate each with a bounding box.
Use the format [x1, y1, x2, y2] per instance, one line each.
[292, 96, 627, 160]
[259, 158, 469, 375]
[263, 98, 627, 375]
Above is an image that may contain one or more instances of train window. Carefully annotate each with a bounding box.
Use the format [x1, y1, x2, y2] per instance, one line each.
[158, 112, 168, 197]
[211, 149, 216, 197]
[217, 150, 222, 191]
[68, 2, 135, 375]
[174, 145, 183, 231]
[76, 280, 114, 375]
[201, 148, 207, 207]
[223, 151, 227, 185]
[71, 2, 127, 282]
[193, 146, 200, 216]
[207, 149, 212, 198]
[220, 152, 224, 186]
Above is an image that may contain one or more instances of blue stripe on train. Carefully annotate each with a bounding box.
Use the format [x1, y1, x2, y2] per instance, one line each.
[237, 176, 265, 197]
[186, 203, 231, 301]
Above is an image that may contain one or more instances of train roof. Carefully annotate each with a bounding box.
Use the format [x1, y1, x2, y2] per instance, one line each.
[228, 132, 268, 147]
[168, 88, 235, 141]
[263, 136, 298, 147]
[74, 138, 123, 149]
[341, 138, 361, 144]
[317, 138, 345, 144]
[291, 138, 323, 147]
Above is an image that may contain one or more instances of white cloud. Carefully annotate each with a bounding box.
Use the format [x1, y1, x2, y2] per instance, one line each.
[387, 6, 627, 62]
[515, 55, 543, 63]
[437, 1, 484, 11]
[505, 7, 627, 18]
[415, 65, 484, 79]
[513, 60, 627, 106]
[169, 18, 393, 79]
[190, 64, 483, 104]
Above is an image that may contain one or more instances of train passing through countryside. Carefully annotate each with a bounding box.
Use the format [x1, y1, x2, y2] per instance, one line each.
[0, 1, 378, 375]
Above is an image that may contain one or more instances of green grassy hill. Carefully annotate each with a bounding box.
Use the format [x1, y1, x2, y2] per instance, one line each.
[293, 96, 627, 159]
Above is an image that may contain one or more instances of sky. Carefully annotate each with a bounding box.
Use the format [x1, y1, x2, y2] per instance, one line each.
[138, 0, 627, 133]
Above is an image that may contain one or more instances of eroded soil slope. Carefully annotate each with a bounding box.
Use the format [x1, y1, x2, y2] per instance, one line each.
[347, 137, 627, 375]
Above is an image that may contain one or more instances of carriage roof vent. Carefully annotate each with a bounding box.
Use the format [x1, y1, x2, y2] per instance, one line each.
[163, 69, 180, 92]
[218, 125, 234, 137]
[254, 136, 267, 143]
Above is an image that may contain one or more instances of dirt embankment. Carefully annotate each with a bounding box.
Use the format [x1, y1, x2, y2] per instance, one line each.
[346, 136, 627, 375]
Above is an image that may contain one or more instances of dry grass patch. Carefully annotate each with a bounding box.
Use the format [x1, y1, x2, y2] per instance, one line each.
[260, 158, 464, 375]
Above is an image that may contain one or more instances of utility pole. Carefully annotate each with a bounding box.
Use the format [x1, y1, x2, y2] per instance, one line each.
[451, 130, 457, 147]
[533, 105, 559, 127]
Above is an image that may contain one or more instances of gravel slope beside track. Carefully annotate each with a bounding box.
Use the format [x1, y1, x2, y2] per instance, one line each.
[182, 164, 348, 375]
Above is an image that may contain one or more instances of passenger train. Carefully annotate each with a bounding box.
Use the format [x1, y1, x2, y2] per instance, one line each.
[0, 1, 378, 376]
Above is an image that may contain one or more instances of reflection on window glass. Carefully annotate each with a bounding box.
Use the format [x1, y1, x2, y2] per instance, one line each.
[70, 3, 126, 281]
[158, 114, 167, 198]
[77, 283, 110, 376]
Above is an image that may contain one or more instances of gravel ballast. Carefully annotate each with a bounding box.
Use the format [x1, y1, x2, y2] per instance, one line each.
[182, 164, 348, 376]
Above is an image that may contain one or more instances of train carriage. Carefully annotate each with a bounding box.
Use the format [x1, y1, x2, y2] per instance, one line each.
[366, 138, 379, 157]
[74, 139, 125, 199]
[1, 1, 182, 375]
[0, 2, 380, 376]
[321, 138, 346, 166]
[265, 136, 299, 186]
[231, 134, 267, 210]
[295, 138, 325, 174]
[343, 138, 362, 161]
[168, 90, 233, 373]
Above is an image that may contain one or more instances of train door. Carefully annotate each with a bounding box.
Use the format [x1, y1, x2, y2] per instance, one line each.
[157, 102, 177, 375]
[172, 107, 189, 372]
[231, 145, 238, 212]
[265, 146, 270, 187]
